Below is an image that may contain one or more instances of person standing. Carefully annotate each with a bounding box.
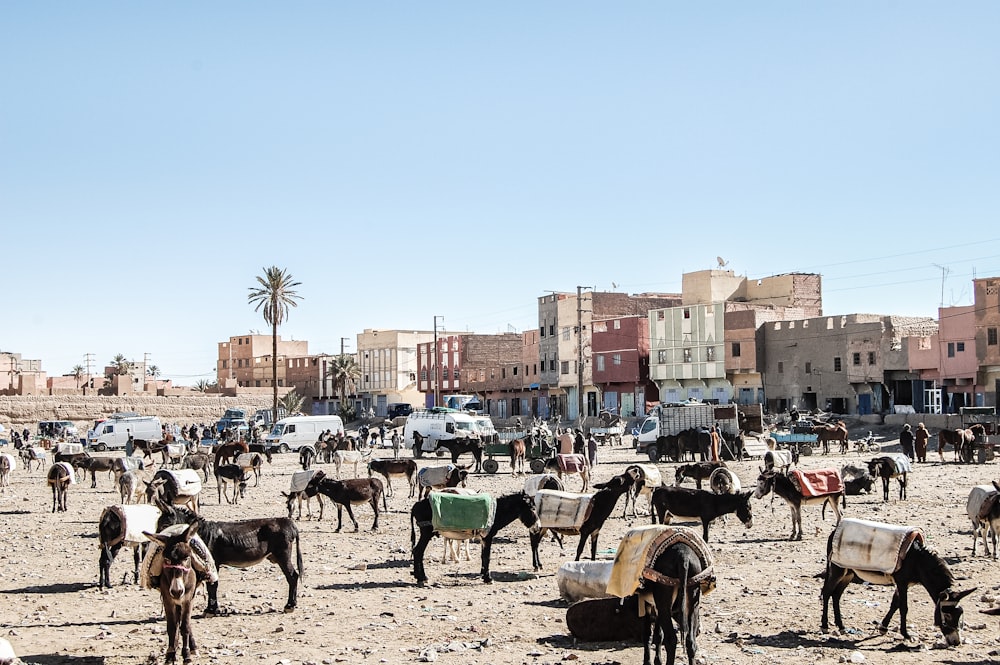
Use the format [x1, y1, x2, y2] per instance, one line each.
[378, 423, 386, 446]
[125, 429, 134, 457]
[391, 430, 401, 459]
[587, 432, 598, 467]
[914, 422, 929, 463]
[899, 423, 915, 461]
[709, 425, 721, 462]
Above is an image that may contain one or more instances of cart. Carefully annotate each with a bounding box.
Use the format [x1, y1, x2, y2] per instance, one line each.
[960, 406, 1000, 464]
[770, 431, 819, 456]
[589, 424, 625, 446]
[481, 428, 553, 474]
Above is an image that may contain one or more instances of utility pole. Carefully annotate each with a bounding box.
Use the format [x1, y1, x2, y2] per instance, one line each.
[143, 352, 150, 392]
[576, 286, 592, 425]
[340, 337, 350, 357]
[433, 316, 444, 408]
[84, 353, 94, 391]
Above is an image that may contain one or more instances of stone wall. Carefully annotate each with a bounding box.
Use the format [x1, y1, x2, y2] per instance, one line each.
[0, 395, 279, 433]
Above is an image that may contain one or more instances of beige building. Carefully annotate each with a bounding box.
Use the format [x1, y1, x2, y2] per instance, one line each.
[217, 334, 308, 390]
[357, 329, 433, 416]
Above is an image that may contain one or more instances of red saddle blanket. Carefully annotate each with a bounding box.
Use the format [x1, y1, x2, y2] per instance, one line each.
[791, 469, 843, 497]
[558, 454, 588, 474]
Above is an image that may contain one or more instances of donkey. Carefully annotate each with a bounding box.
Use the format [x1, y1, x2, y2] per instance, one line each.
[299, 446, 315, 471]
[214, 464, 248, 505]
[0, 453, 15, 492]
[434, 435, 485, 473]
[543, 454, 590, 492]
[674, 461, 726, 490]
[47, 462, 73, 512]
[98, 503, 160, 588]
[304, 473, 386, 532]
[410, 491, 541, 585]
[753, 468, 842, 541]
[155, 500, 303, 614]
[368, 458, 418, 498]
[649, 486, 754, 543]
[509, 437, 528, 476]
[144, 523, 202, 663]
[180, 452, 213, 483]
[820, 517, 975, 645]
[867, 455, 908, 502]
[537, 472, 636, 562]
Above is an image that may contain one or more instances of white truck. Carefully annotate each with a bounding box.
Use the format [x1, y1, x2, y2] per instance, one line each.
[403, 408, 482, 457]
[264, 415, 344, 454]
[635, 403, 740, 462]
[88, 415, 163, 452]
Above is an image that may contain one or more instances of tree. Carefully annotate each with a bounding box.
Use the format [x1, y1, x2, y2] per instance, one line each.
[248, 266, 303, 424]
[110, 354, 132, 375]
[194, 379, 218, 393]
[71, 365, 84, 389]
[278, 389, 304, 416]
[147, 365, 160, 378]
[327, 354, 360, 419]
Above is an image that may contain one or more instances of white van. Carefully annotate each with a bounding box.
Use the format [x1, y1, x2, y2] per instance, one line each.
[403, 408, 481, 454]
[264, 415, 344, 454]
[88, 415, 162, 452]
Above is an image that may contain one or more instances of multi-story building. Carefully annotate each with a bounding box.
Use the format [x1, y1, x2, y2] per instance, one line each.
[217, 334, 309, 391]
[356, 329, 430, 416]
[538, 291, 682, 422]
[909, 306, 980, 413]
[459, 333, 524, 418]
[762, 313, 937, 415]
[975, 277, 1000, 407]
[592, 315, 652, 418]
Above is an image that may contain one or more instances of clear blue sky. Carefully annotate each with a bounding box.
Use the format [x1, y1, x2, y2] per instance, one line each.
[2, 3, 998, 383]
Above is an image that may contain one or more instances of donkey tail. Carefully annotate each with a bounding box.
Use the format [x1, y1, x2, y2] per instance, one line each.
[295, 529, 304, 580]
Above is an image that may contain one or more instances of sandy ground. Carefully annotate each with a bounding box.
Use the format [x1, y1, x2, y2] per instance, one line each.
[2, 433, 1000, 665]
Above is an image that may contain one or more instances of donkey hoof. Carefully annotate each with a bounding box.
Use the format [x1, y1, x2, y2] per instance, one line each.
[283, 604, 296, 613]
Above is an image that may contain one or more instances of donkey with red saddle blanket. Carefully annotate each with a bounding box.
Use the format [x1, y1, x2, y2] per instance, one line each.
[754, 467, 843, 540]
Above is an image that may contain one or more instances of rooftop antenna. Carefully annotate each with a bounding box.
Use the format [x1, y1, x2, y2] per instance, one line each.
[717, 256, 729, 268]
[611, 282, 619, 291]
[932, 263, 950, 307]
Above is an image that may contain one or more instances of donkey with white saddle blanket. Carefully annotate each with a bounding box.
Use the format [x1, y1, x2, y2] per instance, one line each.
[821, 517, 975, 645]
[523, 473, 564, 498]
[622, 464, 662, 518]
[145, 469, 202, 513]
[967, 482, 1000, 558]
[763, 449, 795, 473]
[284, 469, 324, 520]
[867, 453, 910, 502]
[416, 464, 469, 499]
[98, 503, 161, 588]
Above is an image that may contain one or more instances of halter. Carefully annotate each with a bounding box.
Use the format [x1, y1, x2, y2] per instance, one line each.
[162, 562, 191, 573]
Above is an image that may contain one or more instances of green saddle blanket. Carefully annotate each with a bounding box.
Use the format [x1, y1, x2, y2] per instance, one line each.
[430, 491, 496, 532]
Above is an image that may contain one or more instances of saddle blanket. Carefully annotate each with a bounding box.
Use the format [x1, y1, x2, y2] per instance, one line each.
[418, 464, 457, 488]
[967, 485, 999, 521]
[606, 525, 674, 598]
[878, 453, 911, 475]
[101, 504, 162, 546]
[140, 524, 219, 589]
[29, 447, 47, 460]
[764, 449, 793, 469]
[632, 464, 662, 490]
[235, 453, 259, 468]
[160, 469, 202, 497]
[53, 442, 84, 455]
[114, 456, 146, 473]
[557, 560, 615, 602]
[289, 469, 319, 493]
[57, 461, 77, 484]
[791, 468, 843, 497]
[523, 473, 563, 497]
[830, 518, 923, 575]
[534, 489, 595, 531]
[840, 464, 869, 482]
[165, 444, 186, 458]
[557, 454, 588, 474]
[335, 450, 363, 464]
[709, 467, 741, 493]
[430, 490, 496, 533]
[0, 453, 16, 471]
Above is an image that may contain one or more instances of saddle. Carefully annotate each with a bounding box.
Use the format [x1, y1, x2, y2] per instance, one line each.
[534, 489, 596, 532]
[429, 490, 496, 536]
[557, 454, 587, 474]
[790, 469, 843, 497]
[830, 517, 923, 576]
[640, 527, 716, 595]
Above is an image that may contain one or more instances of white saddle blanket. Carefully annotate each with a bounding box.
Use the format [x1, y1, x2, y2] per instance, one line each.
[634, 464, 662, 490]
[160, 469, 202, 497]
[765, 449, 793, 468]
[29, 447, 47, 460]
[0, 453, 16, 471]
[534, 489, 595, 531]
[54, 443, 84, 455]
[967, 485, 999, 520]
[830, 518, 923, 575]
[236, 453, 258, 468]
[880, 453, 911, 475]
[102, 504, 162, 545]
[165, 444, 186, 458]
[289, 469, 319, 493]
[557, 560, 615, 603]
[709, 467, 742, 493]
[418, 465, 457, 488]
[606, 524, 674, 598]
[57, 461, 77, 484]
[523, 474, 563, 497]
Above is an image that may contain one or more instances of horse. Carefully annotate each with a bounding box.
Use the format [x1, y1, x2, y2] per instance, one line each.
[753, 468, 842, 541]
[214, 440, 248, 469]
[938, 427, 975, 462]
[820, 517, 975, 645]
[509, 437, 527, 476]
[410, 491, 541, 585]
[811, 422, 848, 455]
[143, 523, 203, 664]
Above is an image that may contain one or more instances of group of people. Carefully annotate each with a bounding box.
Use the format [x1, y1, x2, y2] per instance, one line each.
[898, 422, 933, 463]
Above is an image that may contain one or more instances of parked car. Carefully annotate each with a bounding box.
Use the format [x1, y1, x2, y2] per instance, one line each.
[387, 403, 414, 420]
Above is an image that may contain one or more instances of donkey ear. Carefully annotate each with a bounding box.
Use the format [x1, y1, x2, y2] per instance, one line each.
[154, 498, 171, 513]
[143, 531, 166, 546]
[948, 587, 977, 602]
[993, 480, 1000, 493]
[182, 522, 199, 541]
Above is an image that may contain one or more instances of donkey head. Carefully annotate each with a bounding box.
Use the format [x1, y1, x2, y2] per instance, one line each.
[936, 587, 976, 646]
[143, 522, 201, 601]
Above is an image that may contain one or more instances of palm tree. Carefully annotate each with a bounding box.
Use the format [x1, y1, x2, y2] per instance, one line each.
[278, 389, 305, 416]
[248, 266, 303, 423]
[71, 365, 84, 389]
[110, 354, 132, 375]
[194, 379, 218, 393]
[327, 354, 360, 419]
[147, 365, 160, 379]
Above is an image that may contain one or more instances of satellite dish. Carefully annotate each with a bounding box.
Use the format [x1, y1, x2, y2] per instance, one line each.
[583, 345, 592, 358]
[717, 256, 729, 268]
[611, 282, 619, 290]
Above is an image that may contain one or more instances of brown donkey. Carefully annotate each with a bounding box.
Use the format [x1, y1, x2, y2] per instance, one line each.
[47, 462, 73, 512]
[144, 523, 204, 664]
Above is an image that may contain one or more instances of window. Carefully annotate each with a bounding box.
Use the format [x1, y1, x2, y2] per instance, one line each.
[549, 324, 555, 336]
[612, 353, 621, 365]
[805, 362, 811, 374]
[613, 319, 621, 329]
[868, 352, 876, 364]
[561, 361, 570, 375]
[596, 355, 605, 371]
[562, 327, 571, 341]
[683, 349, 692, 363]
[549, 359, 556, 371]
[539, 326, 545, 338]
[420, 370, 427, 381]
[778, 361, 783, 373]
[683, 308, 691, 319]
[657, 311, 665, 321]
[852, 353, 861, 366]
[948, 343, 955, 358]
[501, 368, 506, 379]
[706, 347, 715, 361]
[834, 357, 842, 372]
[453, 369, 459, 379]
[732, 342, 741, 357]
[657, 350, 666, 364]
[957, 342, 965, 352]
[989, 328, 998, 346]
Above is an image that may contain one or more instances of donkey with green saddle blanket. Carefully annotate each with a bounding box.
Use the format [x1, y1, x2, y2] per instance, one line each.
[411, 490, 540, 585]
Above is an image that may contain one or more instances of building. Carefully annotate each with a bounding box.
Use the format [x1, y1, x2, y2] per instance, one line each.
[538, 291, 682, 422]
[974, 277, 1000, 407]
[591, 315, 652, 418]
[458, 333, 524, 418]
[217, 334, 309, 390]
[908, 306, 980, 413]
[356, 329, 430, 416]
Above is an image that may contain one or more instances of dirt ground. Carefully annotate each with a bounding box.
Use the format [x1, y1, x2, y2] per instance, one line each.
[3, 430, 1000, 665]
